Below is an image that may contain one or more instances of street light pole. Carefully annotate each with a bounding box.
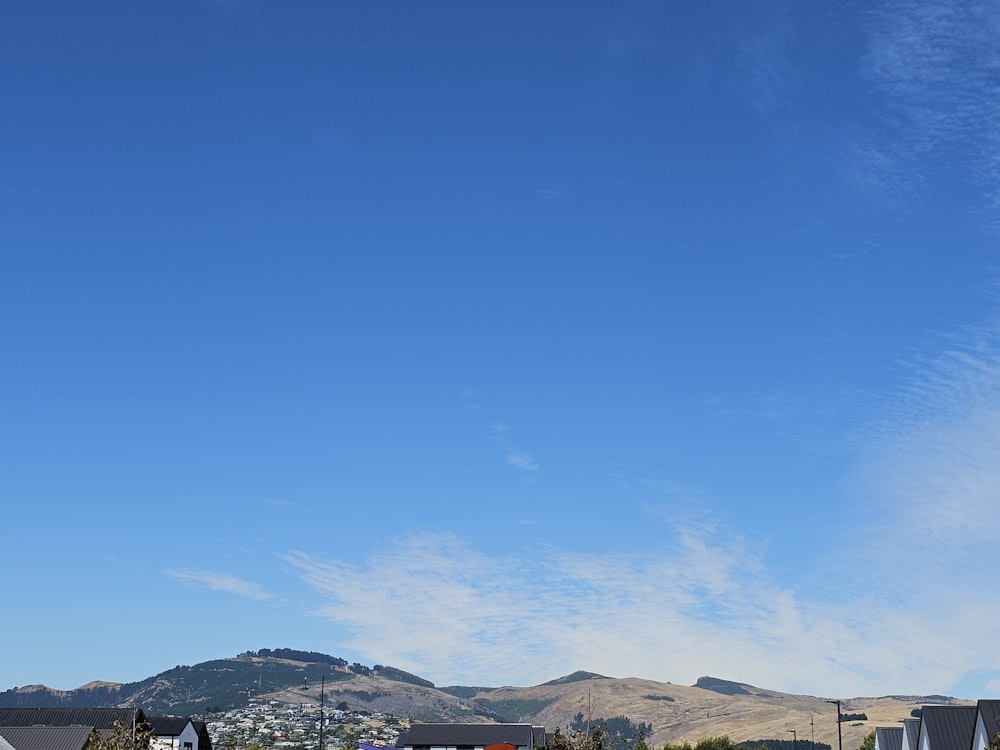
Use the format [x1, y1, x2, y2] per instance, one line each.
[826, 700, 842, 750]
[790, 729, 797, 750]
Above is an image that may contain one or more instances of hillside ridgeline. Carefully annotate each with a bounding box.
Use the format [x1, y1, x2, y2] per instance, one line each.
[0, 649, 968, 749]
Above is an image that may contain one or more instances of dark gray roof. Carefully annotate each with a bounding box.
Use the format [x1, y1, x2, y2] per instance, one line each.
[147, 716, 191, 736]
[193, 720, 213, 750]
[977, 700, 1000, 746]
[0, 725, 95, 750]
[402, 723, 537, 748]
[0, 708, 146, 731]
[920, 706, 977, 750]
[876, 727, 904, 750]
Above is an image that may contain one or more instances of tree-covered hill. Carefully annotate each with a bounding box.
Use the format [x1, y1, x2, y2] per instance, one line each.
[0, 650, 436, 716]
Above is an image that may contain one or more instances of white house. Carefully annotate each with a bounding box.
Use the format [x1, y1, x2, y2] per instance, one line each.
[145, 716, 212, 750]
[875, 726, 903, 750]
[970, 700, 1000, 750]
[916, 706, 977, 750]
[901, 718, 920, 750]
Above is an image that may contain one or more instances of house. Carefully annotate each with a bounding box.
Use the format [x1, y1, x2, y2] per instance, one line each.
[0, 708, 148, 741]
[0, 707, 145, 730]
[875, 727, 903, 750]
[916, 706, 977, 750]
[0, 708, 209, 750]
[901, 718, 920, 750]
[400, 723, 544, 750]
[971, 700, 1000, 750]
[0, 725, 97, 750]
[147, 716, 212, 750]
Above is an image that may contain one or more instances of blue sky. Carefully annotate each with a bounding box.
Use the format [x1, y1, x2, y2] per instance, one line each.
[4, 0, 1000, 700]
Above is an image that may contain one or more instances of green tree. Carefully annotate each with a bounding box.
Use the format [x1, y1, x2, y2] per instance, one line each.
[858, 731, 875, 750]
[634, 727, 650, 750]
[87, 720, 153, 750]
[589, 726, 609, 750]
[695, 737, 738, 750]
[549, 729, 575, 750]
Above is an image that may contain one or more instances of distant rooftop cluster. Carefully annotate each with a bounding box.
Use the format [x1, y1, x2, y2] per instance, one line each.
[869, 701, 999, 750]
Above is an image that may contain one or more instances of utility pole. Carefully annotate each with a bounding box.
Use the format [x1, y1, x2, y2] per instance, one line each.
[826, 700, 842, 750]
[319, 676, 325, 750]
[790, 730, 797, 750]
[811, 715, 815, 750]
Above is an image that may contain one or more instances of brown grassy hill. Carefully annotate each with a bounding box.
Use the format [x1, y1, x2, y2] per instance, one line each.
[266, 668, 971, 750]
[0, 653, 971, 750]
[454, 675, 970, 750]
[517, 674, 822, 743]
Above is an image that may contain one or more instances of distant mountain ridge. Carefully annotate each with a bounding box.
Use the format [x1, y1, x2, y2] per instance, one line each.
[0, 649, 969, 748]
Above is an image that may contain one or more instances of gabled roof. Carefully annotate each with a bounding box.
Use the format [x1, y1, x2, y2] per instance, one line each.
[920, 706, 977, 750]
[402, 723, 537, 748]
[977, 700, 1000, 745]
[147, 716, 192, 736]
[0, 707, 146, 731]
[0, 725, 96, 750]
[193, 720, 213, 750]
[876, 727, 903, 750]
[903, 718, 920, 750]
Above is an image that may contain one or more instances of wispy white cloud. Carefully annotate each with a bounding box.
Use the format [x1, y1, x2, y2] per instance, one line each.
[283, 321, 1000, 696]
[505, 447, 539, 472]
[847, 322, 1000, 569]
[823, 318, 1000, 693]
[280, 500, 977, 697]
[488, 423, 539, 472]
[166, 568, 273, 601]
[705, 0, 1000, 220]
[734, 5, 797, 117]
[855, 0, 1000, 217]
[534, 182, 575, 201]
[460, 389, 481, 411]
